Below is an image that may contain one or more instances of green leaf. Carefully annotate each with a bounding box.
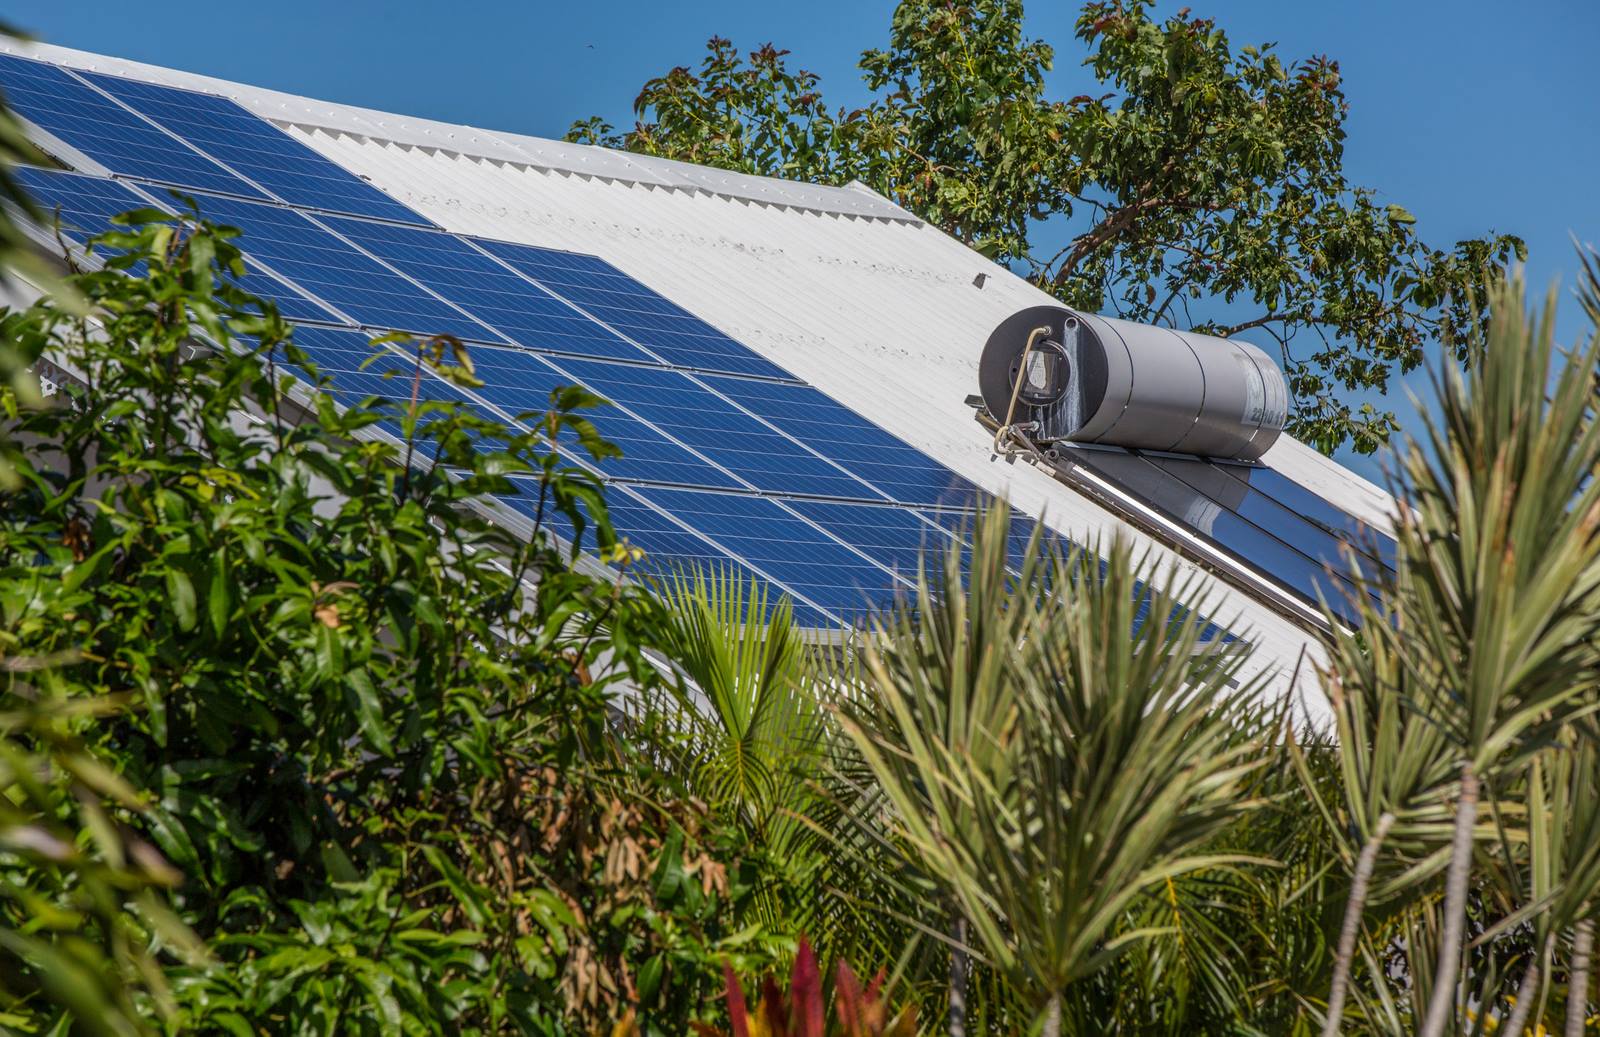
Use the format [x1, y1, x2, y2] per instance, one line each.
[166, 569, 197, 632]
[420, 846, 492, 927]
[207, 549, 231, 639]
[636, 953, 665, 1004]
[344, 669, 394, 757]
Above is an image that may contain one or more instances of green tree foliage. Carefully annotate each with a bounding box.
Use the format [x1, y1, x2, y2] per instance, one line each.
[646, 570, 834, 933]
[568, 0, 1524, 454]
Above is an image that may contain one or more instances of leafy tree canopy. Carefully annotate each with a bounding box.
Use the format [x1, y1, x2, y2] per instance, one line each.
[569, 0, 1525, 454]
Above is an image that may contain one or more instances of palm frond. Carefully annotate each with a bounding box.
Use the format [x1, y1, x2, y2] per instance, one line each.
[839, 501, 1278, 1023]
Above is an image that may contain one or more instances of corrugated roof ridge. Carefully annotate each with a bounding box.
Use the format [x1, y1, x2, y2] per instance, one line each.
[0, 39, 920, 224]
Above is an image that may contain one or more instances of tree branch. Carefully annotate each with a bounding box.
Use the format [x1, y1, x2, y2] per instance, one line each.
[1047, 195, 1227, 287]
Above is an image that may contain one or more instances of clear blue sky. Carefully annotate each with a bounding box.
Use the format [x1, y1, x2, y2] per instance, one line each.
[9, 0, 1597, 479]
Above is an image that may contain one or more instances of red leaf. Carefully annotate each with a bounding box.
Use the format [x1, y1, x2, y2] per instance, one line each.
[724, 962, 751, 1037]
[762, 977, 788, 1036]
[791, 938, 823, 1037]
[835, 959, 865, 1033]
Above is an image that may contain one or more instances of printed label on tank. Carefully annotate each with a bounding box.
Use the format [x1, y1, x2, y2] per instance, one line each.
[1234, 350, 1268, 427]
[1261, 362, 1288, 429]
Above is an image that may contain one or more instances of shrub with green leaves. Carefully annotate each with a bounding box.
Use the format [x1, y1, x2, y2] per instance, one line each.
[0, 201, 778, 1033]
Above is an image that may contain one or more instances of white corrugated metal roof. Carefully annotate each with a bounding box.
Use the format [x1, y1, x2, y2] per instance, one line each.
[6, 40, 1403, 722]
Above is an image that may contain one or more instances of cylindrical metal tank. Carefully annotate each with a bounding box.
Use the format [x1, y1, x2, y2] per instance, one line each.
[978, 304, 1289, 462]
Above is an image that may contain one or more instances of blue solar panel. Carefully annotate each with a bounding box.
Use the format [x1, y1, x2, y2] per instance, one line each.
[176, 195, 494, 339]
[14, 166, 341, 324]
[471, 238, 790, 379]
[917, 506, 1236, 642]
[702, 374, 974, 507]
[12, 165, 147, 230]
[919, 507, 1055, 575]
[495, 478, 834, 627]
[1061, 445, 1370, 626]
[461, 345, 741, 488]
[0, 54, 265, 200]
[82, 72, 428, 226]
[12, 165, 151, 260]
[318, 217, 656, 364]
[550, 358, 877, 499]
[279, 323, 442, 388]
[630, 487, 905, 621]
[782, 499, 957, 583]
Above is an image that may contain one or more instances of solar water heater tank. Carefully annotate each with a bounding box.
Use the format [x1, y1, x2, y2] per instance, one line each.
[978, 305, 1289, 462]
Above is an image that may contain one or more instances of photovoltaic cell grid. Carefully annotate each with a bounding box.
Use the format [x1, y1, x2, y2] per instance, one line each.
[270, 325, 515, 453]
[920, 507, 1061, 577]
[463, 345, 739, 488]
[704, 374, 972, 507]
[474, 237, 791, 379]
[178, 195, 492, 338]
[12, 164, 147, 231]
[81, 72, 429, 227]
[630, 487, 908, 622]
[0, 54, 265, 200]
[494, 477, 836, 628]
[551, 358, 880, 500]
[319, 217, 656, 364]
[13, 166, 340, 323]
[286, 336, 1000, 628]
[10, 166, 154, 273]
[784, 499, 958, 583]
[918, 507, 1235, 643]
[276, 336, 942, 627]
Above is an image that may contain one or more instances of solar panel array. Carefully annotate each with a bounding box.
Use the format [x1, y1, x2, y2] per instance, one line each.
[0, 51, 1391, 632]
[0, 54, 265, 199]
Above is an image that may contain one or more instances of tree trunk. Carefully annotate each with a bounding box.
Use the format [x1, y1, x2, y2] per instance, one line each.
[1501, 941, 1545, 1037]
[948, 915, 968, 1037]
[1566, 918, 1593, 1037]
[1323, 812, 1396, 1037]
[1041, 994, 1061, 1037]
[1420, 762, 1479, 1037]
